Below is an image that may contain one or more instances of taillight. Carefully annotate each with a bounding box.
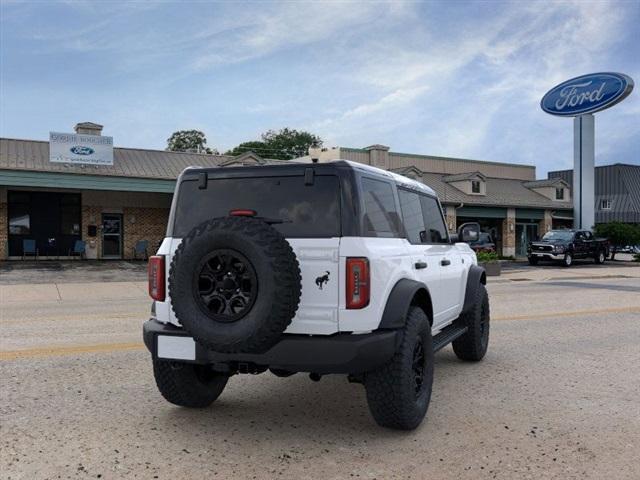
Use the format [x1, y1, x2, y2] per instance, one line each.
[229, 209, 257, 217]
[148, 256, 165, 301]
[346, 257, 369, 309]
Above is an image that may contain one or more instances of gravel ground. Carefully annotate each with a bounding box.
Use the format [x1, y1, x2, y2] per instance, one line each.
[0, 261, 147, 285]
[1, 265, 639, 479]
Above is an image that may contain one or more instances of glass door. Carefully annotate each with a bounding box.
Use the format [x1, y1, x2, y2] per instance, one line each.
[102, 213, 123, 259]
[516, 223, 539, 257]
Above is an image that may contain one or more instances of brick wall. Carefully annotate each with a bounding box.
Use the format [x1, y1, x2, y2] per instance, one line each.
[122, 207, 169, 259]
[444, 205, 457, 233]
[539, 210, 553, 237]
[81, 205, 103, 259]
[81, 205, 169, 259]
[501, 208, 516, 257]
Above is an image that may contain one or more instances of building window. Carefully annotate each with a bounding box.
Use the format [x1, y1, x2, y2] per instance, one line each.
[8, 192, 30, 234]
[555, 188, 564, 200]
[471, 180, 481, 194]
[600, 199, 612, 210]
[7, 191, 82, 257]
[9, 207, 30, 234]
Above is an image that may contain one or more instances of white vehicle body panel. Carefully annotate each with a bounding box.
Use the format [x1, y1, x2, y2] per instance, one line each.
[337, 237, 414, 333]
[155, 237, 341, 335]
[155, 236, 476, 335]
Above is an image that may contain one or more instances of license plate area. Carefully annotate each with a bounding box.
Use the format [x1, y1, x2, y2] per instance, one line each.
[157, 335, 196, 361]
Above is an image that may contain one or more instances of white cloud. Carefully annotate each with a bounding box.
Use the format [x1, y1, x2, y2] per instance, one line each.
[2, 0, 636, 173]
[307, 0, 636, 174]
[190, 2, 407, 71]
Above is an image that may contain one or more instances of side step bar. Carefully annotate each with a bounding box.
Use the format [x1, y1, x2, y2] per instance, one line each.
[433, 324, 468, 352]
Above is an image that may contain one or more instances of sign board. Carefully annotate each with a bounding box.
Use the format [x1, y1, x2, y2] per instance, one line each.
[540, 72, 634, 230]
[49, 132, 114, 166]
[541, 72, 634, 117]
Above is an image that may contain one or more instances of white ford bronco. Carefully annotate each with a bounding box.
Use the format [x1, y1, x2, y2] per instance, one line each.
[144, 160, 490, 430]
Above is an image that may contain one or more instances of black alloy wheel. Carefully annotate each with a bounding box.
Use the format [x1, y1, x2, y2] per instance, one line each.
[194, 249, 258, 323]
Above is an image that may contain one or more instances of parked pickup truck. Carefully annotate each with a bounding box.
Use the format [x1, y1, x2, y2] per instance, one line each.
[527, 230, 609, 267]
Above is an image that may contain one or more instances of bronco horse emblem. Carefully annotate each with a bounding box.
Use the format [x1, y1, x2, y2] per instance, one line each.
[315, 271, 330, 290]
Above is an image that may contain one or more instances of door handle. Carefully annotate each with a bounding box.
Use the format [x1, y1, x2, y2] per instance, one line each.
[414, 261, 427, 270]
[441, 259, 451, 266]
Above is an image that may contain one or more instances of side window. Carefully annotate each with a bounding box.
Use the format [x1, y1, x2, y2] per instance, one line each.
[361, 177, 401, 237]
[398, 189, 426, 244]
[419, 195, 449, 244]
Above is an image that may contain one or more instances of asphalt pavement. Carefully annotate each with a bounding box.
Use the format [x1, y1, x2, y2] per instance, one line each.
[1, 261, 639, 479]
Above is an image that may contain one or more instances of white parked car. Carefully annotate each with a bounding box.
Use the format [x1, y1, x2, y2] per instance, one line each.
[144, 160, 490, 430]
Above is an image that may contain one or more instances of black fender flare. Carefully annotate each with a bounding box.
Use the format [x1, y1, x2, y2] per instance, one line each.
[378, 279, 433, 330]
[462, 265, 487, 314]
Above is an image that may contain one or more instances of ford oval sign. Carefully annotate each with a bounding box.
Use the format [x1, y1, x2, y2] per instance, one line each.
[70, 145, 95, 155]
[541, 72, 634, 116]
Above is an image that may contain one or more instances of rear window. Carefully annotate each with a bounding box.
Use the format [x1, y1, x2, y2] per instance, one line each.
[173, 175, 341, 238]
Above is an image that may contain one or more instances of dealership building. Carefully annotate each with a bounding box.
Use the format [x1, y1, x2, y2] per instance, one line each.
[2, 122, 635, 261]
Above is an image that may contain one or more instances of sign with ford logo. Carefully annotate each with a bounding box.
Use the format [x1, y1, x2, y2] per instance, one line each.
[541, 72, 634, 116]
[70, 146, 95, 155]
[50, 132, 113, 165]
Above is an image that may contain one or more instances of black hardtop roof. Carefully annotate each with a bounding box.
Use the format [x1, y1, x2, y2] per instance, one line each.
[181, 160, 354, 178]
[179, 159, 438, 197]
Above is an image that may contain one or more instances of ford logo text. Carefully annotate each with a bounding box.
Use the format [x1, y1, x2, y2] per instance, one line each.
[70, 146, 95, 155]
[541, 72, 633, 117]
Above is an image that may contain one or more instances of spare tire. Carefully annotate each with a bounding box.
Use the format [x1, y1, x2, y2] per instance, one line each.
[169, 216, 301, 353]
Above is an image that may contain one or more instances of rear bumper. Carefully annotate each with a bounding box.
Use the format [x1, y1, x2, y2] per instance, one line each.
[143, 319, 400, 374]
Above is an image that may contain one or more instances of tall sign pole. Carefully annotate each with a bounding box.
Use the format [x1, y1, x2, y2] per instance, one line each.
[541, 72, 633, 230]
[573, 114, 594, 229]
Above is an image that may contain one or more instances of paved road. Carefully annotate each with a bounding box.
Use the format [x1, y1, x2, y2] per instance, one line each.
[1, 265, 639, 479]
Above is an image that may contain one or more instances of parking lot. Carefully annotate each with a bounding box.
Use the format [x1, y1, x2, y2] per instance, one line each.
[1, 261, 639, 479]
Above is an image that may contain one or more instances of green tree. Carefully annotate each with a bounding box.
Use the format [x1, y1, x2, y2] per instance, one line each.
[226, 128, 322, 160]
[261, 128, 322, 160]
[225, 141, 269, 157]
[166, 130, 217, 154]
[594, 222, 640, 260]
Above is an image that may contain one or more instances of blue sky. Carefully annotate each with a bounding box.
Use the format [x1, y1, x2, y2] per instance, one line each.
[1, 0, 638, 176]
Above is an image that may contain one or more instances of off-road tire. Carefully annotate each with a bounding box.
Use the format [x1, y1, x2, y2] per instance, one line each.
[594, 250, 606, 264]
[363, 307, 434, 430]
[562, 253, 573, 267]
[169, 216, 301, 353]
[528, 256, 538, 266]
[153, 359, 228, 408]
[452, 283, 490, 361]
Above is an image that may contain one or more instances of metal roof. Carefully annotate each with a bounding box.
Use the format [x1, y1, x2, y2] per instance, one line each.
[523, 178, 568, 188]
[0, 137, 233, 180]
[443, 171, 486, 182]
[392, 167, 573, 210]
[0, 136, 576, 212]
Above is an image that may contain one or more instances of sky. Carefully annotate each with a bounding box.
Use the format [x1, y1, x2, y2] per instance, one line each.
[1, 0, 638, 177]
